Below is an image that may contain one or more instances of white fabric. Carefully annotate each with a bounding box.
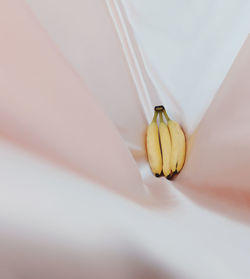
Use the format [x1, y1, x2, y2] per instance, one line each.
[1, 0, 250, 278]
[118, 0, 250, 132]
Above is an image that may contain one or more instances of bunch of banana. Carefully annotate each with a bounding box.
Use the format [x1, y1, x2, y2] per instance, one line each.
[146, 105, 186, 179]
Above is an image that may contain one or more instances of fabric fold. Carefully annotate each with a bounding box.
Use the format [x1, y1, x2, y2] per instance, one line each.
[177, 35, 250, 223]
[0, 0, 145, 203]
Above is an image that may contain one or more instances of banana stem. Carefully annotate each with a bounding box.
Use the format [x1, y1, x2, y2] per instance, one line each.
[152, 111, 158, 122]
[163, 109, 170, 121]
[159, 112, 164, 123]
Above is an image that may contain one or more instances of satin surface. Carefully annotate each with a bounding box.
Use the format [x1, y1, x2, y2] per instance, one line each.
[1, 0, 250, 278]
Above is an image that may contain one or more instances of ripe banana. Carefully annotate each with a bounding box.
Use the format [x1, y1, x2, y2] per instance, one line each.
[164, 110, 186, 174]
[146, 106, 186, 178]
[159, 112, 172, 177]
[146, 111, 162, 176]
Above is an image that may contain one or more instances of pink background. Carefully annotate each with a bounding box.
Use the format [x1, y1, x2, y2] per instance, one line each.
[0, 0, 250, 278]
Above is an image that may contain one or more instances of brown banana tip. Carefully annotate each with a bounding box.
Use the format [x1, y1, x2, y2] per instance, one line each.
[166, 170, 179, 180]
[166, 174, 173, 180]
[155, 173, 161, 177]
[154, 105, 165, 112]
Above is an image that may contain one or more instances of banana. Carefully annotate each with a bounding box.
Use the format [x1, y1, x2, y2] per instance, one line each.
[146, 111, 162, 176]
[159, 112, 172, 177]
[146, 106, 186, 178]
[164, 110, 186, 173]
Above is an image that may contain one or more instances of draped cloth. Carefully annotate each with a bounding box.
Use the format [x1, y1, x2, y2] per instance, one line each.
[0, 0, 250, 278]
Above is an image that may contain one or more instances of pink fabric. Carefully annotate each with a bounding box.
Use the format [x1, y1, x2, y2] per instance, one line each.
[178, 36, 250, 223]
[0, 0, 144, 202]
[1, 0, 250, 278]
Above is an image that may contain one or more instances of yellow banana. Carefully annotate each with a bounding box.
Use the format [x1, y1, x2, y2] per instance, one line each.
[159, 112, 172, 177]
[176, 126, 186, 173]
[146, 111, 162, 176]
[164, 110, 186, 173]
